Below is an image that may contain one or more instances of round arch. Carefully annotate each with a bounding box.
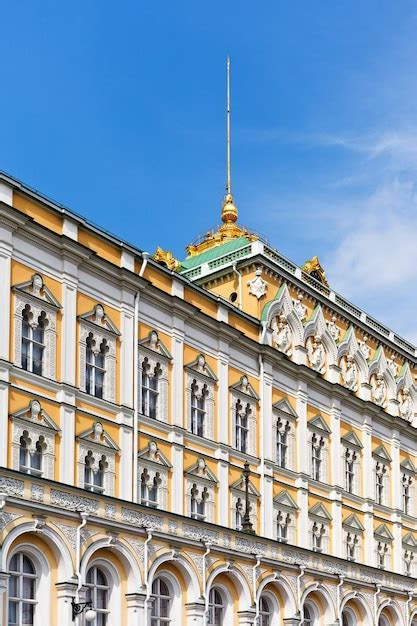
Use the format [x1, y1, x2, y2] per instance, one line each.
[301, 583, 337, 625]
[257, 574, 297, 618]
[80, 537, 143, 593]
[206, 563, 252, 612]
[378, 600, 405, 626]
[148, 551, 201, 603]
[341, 591, 373, 626]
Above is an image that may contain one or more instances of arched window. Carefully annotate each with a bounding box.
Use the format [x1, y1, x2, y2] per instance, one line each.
[259, 596, 271, 626]
[402, 473, 413, 515]
[190, 483, 208, 521]
[344, 448, 357, 493]
[277, 510, 291, 543]
[191, 380, 207, 437]
[141, 358, 160, 418]
[342, 608, 357, 626]
[19, 433, 44, 476]
[208, 588, 224, 626]
[235, 497, 244, 530]
[86, 334, 107, 398]
[303, 605, 313, 626]
[151, 577, 171, 625]
[85, 565, 109, 626]
[84, 451, 106, 493]
[235, 400, 250, 453]
[140, 469, 159, 508]
[311, 433, 324, 481]
[22, 307, 45, 376]
[375, 462, 387, 505]
[276, 418, 289, 468]
[8, 552, 37, 626]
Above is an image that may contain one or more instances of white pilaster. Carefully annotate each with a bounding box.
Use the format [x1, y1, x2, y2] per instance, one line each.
[263, 466, 274, 539]
[120, 424, 133, 500]
[331, 497, 343, 558]
[362, 416, 373, 500]
[363, 508, 374, 565]
[60, 403, 75, 485]
[171, 321, 184, 428]
[56, 581, 77, 626]
[296, 379, 309, 475]
[126, 592, 148, 626]
[61, 258, 78, 386]
[170, 432, 184, 515]
[391, 430, 401, 511]
[217, 341, 229, 446]
[296, 478, 309, 549]
[186, 601, 206, 626]
[330, 398, 341, 488]
[120, 300, 134, 408]
[0, 225, 12, 362]
[216, 449, 229, 527]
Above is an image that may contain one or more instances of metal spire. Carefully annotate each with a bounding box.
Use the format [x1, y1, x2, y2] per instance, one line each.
[226, 56, 231, 196]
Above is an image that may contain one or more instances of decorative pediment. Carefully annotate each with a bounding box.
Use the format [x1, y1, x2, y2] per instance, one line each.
[77, 422, 120, 451]
[400, 458, 416, 474]
[341, 431, 363, 449]
[230, 376, 260, 401]
[138, 331, 172, 359]
[138, 441, 172, 468]
[309, 502, 332, 521]
[184, 458, 218, 484]
[185, 355, 218, 382]
[273, 490, 298, 510]
[78, 304, 121, 336]
[397, 362, 415, 389]
[13, 274, 61, 309]
[402, 532, 417, 548]
[373, 444, 392, 463]
[272, 398, 298, 420]
[12, 400, 60, 432]
[374, 523, 394, 541]
[231, 476, 261, 497]
[308, 414, 331, 434]
[342, 513, 365, 532]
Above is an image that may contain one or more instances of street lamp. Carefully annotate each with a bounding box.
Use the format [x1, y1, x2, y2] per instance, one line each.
[241, 461, 255, 535]
[71, 599, 97, 622]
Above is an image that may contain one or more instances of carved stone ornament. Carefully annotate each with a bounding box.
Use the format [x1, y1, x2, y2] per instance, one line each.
[247, 268, 268, 299]
[327, 315, 340, 342]
[307, 335, 326, 374]
[358, 336, 371, 361]
[272, 314, 292, 356]
[387, 356, 399, 378]
[371, 372, 387, 407]
[293, 294, 307, 321]
[341, 354, 358, 392]
[399, 388, 413, 421]
[153, 246, 180, 272]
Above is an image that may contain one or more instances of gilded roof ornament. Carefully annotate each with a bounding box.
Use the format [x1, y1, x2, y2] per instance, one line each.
[302, 256, 329, 287]
[153, 246, 180, 272]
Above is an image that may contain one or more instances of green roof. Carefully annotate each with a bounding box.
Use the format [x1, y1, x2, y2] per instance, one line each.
[180, 237, 251, 271]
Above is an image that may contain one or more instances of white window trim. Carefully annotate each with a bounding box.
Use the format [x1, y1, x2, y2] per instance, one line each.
[138, 336, 170, 423]
[137, 442, 170, 510]
[231, 489, 258, 530]
[230, 393, 257, 457]
[273, 410, 296, 471]
[184, 458, 217, 523]
[83, 558, 121, 626]
[185, 356, 216, 440]
[77, 424, 118, 496]
[342, 445, 360, 495]
[308, 430, 329, 484]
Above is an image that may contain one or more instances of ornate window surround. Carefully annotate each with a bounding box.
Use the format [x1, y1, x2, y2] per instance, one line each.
[272, 398, 297, 471]
[373, 445, 391, 507]
[374, 523, 393, 570]
[184, 457, 217, 523]
[230, 375, 259, 457]
[400, 458, 415, 517]
[342, 513, 364, 562]
[138, 330, 172, 423]
[13, 273, 61, 380]
[402, 532, 417, 577]
[307, 414, 331, 484]
[185, 355, 217, 439]
[341, 431, 363, 495]
[10, 400, 60, 480]
[78, 304, 120, 403]
[77, 422, 119, 496]
[308, 502, 332, 553]
[230, 474, 260, 530]
[138, 441, 171, 510]
[273, 489, 298, 544]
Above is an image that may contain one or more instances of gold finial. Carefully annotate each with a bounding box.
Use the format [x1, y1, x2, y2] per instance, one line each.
[221, 56, 238, 226]
[153, 247, 180, 272]
[302, 256, 329, 286]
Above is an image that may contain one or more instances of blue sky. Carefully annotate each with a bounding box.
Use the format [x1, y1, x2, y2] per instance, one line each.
[2, 2, 417, 340]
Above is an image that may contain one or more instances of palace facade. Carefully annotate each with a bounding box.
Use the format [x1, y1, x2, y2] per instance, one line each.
[1, 169, 417, 626]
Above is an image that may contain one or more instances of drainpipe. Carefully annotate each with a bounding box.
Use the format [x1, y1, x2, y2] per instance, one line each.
[297, 566, 306, 625]
[258, 354, 265, 536]
[253, 555, 261, 626]
[260, 321, 268, 345]
[0, 493, 7, 511]
[75, 512, 88, 626]
[232, 263, 242, 310]
[337, 575, 344, 623]
[133, 252, 149, 503]
[202, 543, 211, 625]
[374, 584, 381, 626]
[143, 528, 153, 626]
[406, 592, 413, 626]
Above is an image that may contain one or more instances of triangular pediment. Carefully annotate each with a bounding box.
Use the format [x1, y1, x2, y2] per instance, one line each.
[308, 414, 331, 434]
[12, 400, 60, 432]
[273, 398, 298, 419]
[374, 523, 394, 541]
[13, 274, 61, 309]
[138, 331, 172, 359]
[400, 458, 416, 473]
[342, 513, 365, 532]
[231, 477, 261, 497]
[230, 376, 260, 401]
[309, 502, 332, 520]
[373, 444, 392, 463]
[185, 458, 218, 484]
[78, 304, 120, 336]
[273, 490, 298, 510]
[402, 532, 417, 548]
[185, 355, 218, 382]
[138, 441, 172, 468]
[341, 431, 363, 449]
[78, 422, 120, 451]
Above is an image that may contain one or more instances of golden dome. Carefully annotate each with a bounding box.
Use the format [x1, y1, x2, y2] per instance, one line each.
[221, 193, 238, 224]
